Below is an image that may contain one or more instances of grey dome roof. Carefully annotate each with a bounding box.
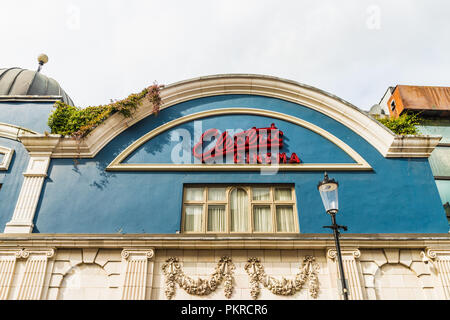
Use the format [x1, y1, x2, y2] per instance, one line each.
[0, 67, 74, 105]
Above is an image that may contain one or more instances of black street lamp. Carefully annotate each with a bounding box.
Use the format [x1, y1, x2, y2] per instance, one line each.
[317, 172, 349, 300]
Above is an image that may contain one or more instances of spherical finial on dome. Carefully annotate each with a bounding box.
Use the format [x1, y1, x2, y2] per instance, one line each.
[37, 54, 48, 72]
[38, 54, 49, 65]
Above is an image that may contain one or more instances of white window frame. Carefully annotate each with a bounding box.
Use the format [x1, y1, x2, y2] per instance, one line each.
[0, 146, 14, 171]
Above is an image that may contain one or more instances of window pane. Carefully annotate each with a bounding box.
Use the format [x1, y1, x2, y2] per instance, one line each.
[418, 122, 450, 144]
[185, 187, 204, 201]
[184, 205, 203, 232]
[252, 187, 270, 201]
[207, 205, 226, 232]
[429, 147, 450, 177]
[208, 188, 226, 201]
[230, 188, 249, 232]
[436, 180, 450, 205]
[276, 205, 295, 232]
[275, 188, 292, 201]
[253, 205, 272, 232]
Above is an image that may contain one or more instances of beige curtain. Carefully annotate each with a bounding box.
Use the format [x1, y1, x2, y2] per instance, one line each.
[208, 188, 226, 201]
[208, 205, 226, 232]
[276, 205, 295, 232]
[184, 205, 203, 232]
[275, 188, 291, 201]
[253, 188, 270, 201]
[230, 188, 248, 232]
[185, 187, 204, 201]
[253, 205, 272, 232]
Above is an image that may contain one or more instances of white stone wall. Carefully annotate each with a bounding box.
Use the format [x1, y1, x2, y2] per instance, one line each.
[0, 247, 448, 300]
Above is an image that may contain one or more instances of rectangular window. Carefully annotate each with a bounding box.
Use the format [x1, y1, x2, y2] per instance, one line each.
[182, 185, 298, 234]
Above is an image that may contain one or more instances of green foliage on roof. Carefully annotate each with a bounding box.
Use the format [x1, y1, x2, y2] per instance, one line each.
[47, 83, 163, 139]
[376, 112, 423, 135]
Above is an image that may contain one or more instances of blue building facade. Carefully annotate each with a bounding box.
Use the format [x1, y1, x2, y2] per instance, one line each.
[1, 71, 449, 300]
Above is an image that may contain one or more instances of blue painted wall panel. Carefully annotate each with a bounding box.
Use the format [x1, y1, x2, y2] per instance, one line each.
[0, 137, 29, 228]
[31, 95, 448, 234]
[124, 114, 354, 164]
[0, 101, 54, 133]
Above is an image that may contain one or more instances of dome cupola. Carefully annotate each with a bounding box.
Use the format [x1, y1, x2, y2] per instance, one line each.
[0, 65, 74, 105]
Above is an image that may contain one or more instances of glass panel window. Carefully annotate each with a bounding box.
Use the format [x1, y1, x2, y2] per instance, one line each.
[230, 188, 249, 232]
[429, 147, 450, 177]
[275, 188, 292, 201]
[276, 205, 295, 232]
[184, 205, 203, 232]
[185, 187, 204, 201]
[208, 188, 226, 201]
[252, 187, 270, 201]
[253, 205, 272, 232]
[207, 205, 226, 232]
[182, 185, 297, 234]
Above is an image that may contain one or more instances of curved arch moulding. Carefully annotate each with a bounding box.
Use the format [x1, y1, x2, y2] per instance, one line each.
[106, 108, 372, 172]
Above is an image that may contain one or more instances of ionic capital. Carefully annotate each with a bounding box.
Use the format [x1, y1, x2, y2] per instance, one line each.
[327, 248, 361, 260]
[121, 248, 154, 260]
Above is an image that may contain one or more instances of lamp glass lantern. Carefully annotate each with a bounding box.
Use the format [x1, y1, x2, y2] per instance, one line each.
[317, 172, 339, 214]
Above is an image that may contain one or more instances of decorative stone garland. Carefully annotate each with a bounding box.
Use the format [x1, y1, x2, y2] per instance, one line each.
[162, 256, 235, 299]
[244, 256, 320, 299]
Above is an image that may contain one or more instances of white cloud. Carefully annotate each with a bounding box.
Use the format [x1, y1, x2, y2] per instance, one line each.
[1, 0, 449, 110]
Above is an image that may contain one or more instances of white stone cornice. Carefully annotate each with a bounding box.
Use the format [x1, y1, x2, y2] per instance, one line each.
[0, 122, 38, 141]
[16, 75, 441, 159]
[386, 135, 442, 158]
[0, 95, 63, 103]
[17, 135, 60, 156]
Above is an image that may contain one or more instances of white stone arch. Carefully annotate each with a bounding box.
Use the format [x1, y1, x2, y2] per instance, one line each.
[360, 249, 436, 300]
[106, 108, 372, 172]
[46, 249, 123, 300]
[56, 261, 119, 300]
[18, 74, 439, 159]
[373, 263, 426, 300]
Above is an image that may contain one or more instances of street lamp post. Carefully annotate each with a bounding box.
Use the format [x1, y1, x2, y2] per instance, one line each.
[317, 172, 349, 300]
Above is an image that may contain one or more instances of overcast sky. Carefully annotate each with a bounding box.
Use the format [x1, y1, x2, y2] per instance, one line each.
[1, 0, 449, 110]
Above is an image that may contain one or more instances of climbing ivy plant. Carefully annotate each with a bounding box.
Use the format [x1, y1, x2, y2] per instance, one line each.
[376, 112, 422, 135]
[48, 83, 164, 140]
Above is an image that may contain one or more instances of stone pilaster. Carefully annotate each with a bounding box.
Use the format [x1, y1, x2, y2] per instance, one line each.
[121, 249, 155, 300]
[423, 249, 450, 299]
[4, 156, 51, 233]
[0, 249, 23, 300]
[327, 248, 365, 300]
[16, 249, 55, 300]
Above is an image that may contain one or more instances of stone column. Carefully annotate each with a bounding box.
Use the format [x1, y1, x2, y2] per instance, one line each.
[16, 249, 55, 300]
[0, 249, 22, 300]
[423, 249, 450, 299]
[327, 248, 365, 300]
[121, 249, 155, 300]
[4, 156, 51, 233]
